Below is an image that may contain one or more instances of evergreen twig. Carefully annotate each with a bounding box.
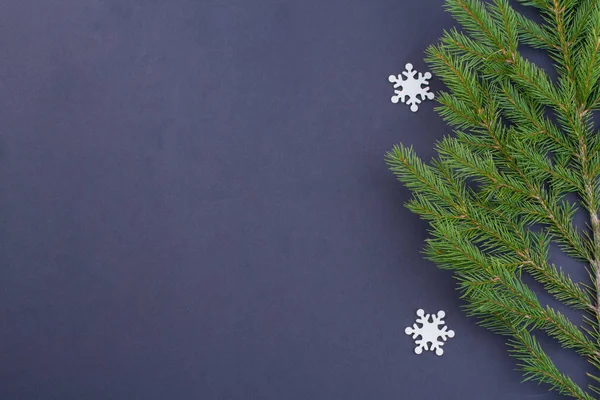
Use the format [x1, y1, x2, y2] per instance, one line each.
[387, 0, 600, 397]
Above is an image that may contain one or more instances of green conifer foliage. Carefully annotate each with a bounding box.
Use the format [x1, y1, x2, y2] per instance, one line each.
[386, 1, 600, 398]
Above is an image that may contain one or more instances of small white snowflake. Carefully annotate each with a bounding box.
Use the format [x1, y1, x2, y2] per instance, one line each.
[388, 63, 435, 112]
[405, 309, 455, 356]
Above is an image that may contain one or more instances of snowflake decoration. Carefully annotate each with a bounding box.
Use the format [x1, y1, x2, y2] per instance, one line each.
[405, 309, 455, 356]
[388, 63, 435, 112]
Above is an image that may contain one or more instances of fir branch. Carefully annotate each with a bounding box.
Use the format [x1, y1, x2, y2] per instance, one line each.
[507, 322, 596, 400]
[387, 0, 600, 396]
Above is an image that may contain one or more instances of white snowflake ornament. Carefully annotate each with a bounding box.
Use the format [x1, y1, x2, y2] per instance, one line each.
[405, 309, 455, 356]
[388, 63, 435, 112]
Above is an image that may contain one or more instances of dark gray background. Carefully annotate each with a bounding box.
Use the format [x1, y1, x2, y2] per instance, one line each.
[0, 0, 589, 399]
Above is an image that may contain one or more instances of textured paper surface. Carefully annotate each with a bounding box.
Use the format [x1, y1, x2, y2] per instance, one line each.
[0, 1, 583, 399]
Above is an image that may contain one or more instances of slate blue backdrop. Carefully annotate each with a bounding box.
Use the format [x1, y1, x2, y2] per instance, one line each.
[0, 1, 589, 399]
